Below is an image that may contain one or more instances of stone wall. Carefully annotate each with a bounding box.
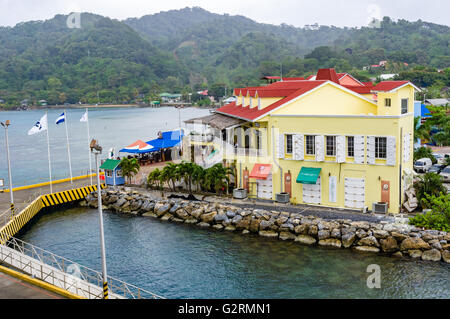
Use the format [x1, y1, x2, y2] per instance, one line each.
[81, 187, 450, 264]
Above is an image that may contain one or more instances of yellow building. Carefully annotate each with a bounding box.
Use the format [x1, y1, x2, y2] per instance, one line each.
[184, 69, 420, 214]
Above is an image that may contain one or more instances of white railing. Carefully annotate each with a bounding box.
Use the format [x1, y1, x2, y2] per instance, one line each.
[2, 237, 164, 299]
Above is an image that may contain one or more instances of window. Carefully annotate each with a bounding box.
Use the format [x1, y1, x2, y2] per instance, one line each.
[401, 98, 408, 114]
[375, 137, 387, 159]
[116, 170, 122, 177]
[326, 136, 336, 156]
[106, 170, 113, 177]
[286, 134, 293, 154]
[385, 98, 391, 107]
[347, 136, 354, 157]
[306, 135, 315, 155]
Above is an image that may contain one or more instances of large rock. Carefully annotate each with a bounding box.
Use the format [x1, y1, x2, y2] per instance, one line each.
[353, 246, 380, 253]
[355, 229, 367, 239]
[372, 229, 389, 239]
[214, 213, 229, 224]
[279, 232, 296, 241]
[351, 221, 370, 230]
[400, 237, 431, 251]
[259, 230, 279, 238]
[161, 213, 173, 221]
[318, 230, 331, 240]
[341, 233, 356, 248]
[231, 215, 243, 224]
[358, 236, 379, 247]
[318, 239, 342, 248]
[308, 225, 318, 236]
[259, 220, 274, 231]
[442, 250, 450, 263]
[294, 224, 308, 235]
[295, 235, 316, 245]
[201, 211, 217, 224]
[235, 219, 251, 230]
[380, 236, 398, 253]
[249, 219, 261, 233]
[391, 232, 408, 241]
[331, 228, 341, 239]
[190, 208, 204, 219]
[175, 209, 189, 220]
[155, 203, 171, 217]
[421, 249, 441, 262]
[408, 250, 422, 258]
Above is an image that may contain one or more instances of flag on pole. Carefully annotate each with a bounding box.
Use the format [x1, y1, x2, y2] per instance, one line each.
[56, 112, 66, 125]
[80, 110, 88, 122]
[28, 114, 48, 135]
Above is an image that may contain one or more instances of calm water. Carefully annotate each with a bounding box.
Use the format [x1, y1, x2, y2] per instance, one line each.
[17, 207, 450, 299]
[0, 107, 210, 187]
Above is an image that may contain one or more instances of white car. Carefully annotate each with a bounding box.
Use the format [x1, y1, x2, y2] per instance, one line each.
[439, 166, 450, 183]
[414, 158, 432, 173]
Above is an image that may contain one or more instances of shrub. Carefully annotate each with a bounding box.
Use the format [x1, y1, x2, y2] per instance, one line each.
[413, 146, 436, 164]
[409, 192, 450, 231]
[413, 172, 446, 206]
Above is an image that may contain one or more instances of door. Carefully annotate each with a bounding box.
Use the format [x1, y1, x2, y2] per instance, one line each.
[257, 173, 273, 199]
[344, 177, 365, 209]
[303, 177, 321, 204]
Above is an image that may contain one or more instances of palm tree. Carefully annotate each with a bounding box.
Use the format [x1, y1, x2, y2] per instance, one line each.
[161, 162, 179, 192]
[414, 116, 430, 143]
[147, 168, 162, 190]
[191, 164, 206, 192]
[120, 158, 140, 184]
[203, 163, 235, 195]
[178, 161, 199, 195]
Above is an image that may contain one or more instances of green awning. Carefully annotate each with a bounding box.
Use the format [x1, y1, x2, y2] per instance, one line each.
[296, 167, 321, 184]
[100, 159, 121, 170]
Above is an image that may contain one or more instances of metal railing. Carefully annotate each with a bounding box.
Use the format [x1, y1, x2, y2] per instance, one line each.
[3, 236, 164, 299]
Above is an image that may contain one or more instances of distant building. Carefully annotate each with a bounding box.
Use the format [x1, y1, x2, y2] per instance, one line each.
[38, 99, 48, 106]
[424, 98, 450, 106]
[159, 93, 182, 103]
[379, 74, 398, 80]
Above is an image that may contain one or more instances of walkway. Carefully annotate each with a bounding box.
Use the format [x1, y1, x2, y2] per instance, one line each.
[0, 268, 64, 299]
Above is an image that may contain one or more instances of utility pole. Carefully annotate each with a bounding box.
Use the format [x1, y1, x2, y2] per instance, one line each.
[1, 120, 14, 216]
[90, 139, 108, 299]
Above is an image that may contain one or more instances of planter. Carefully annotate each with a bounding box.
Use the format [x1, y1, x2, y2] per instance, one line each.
[233, 188, 247, 199]
[276, 192, 290, 203]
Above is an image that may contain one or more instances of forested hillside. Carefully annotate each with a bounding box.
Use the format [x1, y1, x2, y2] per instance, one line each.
[0, 7, 449, 108]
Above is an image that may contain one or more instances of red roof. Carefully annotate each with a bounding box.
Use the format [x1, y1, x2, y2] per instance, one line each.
[371, 81, 410, 92]
[362, 82, 373, 86]
[216, 81, 326, 121]
[282, 77, 305, 81]
[343, 85, 373, 94]
[316, 68, 339, 84]
[249, 164, 272, 179]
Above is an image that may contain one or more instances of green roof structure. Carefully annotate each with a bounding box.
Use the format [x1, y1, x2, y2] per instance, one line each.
[100, 159, 121, 170]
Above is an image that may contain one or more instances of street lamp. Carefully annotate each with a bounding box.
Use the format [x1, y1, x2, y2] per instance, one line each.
[1, 120, 14, 217]
[90, 139, 108, 299]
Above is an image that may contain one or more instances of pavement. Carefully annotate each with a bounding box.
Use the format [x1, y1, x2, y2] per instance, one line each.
[0, 267, 64, 299]
[0, 177, 94, 226]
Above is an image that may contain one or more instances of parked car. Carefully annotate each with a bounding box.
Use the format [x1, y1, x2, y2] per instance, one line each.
[439, 166, 450, 183]
[428, 164, 445, 174]
[414, 158, 432, 173]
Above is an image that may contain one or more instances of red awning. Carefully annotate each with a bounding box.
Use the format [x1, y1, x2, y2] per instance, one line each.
[249, 164, 272, 179]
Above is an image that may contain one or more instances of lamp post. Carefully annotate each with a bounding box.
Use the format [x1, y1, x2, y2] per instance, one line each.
[1, 120, 14, 216]
[90, 139, 108, 299]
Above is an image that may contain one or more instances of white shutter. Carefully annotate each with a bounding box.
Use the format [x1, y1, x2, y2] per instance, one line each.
[336, 135, 345, 163]
[354, 135, 365, 164]
[277, 134, 284, 159]
[329, 176, 337, 203]
[403, 133, 411, 163]
[303, 177, 321, 204]
[293, 134, 304, 161]
[366, 136, 375, 165]
[315, 135, 324, 162]
[387, 136, 396, 166]
[344, 177, 365, 209]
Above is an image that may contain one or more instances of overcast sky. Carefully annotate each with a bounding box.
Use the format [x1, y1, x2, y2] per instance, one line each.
[0, 0, 448, 28]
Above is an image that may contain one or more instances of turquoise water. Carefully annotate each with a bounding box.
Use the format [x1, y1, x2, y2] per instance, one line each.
[0, 107, 210, 187]
[17, 207, 450, 299]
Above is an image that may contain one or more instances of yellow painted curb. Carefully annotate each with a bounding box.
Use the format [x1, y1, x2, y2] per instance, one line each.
[2, 173, 104, 193]
[0, 264, 85, 299]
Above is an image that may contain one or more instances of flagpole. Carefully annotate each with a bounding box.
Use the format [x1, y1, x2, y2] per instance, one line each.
[86, 108, 93, 185]
[64, 109, 73, 184]
[46, 111, 53, 193]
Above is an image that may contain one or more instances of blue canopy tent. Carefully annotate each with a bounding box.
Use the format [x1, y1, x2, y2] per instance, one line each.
[146, 129, 184, 149]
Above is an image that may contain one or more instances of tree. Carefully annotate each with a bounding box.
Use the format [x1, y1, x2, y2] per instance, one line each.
[120, 158, 140, 184]
[161, 162, 180, 191]
[413, 116, 430, 143]
[177, 161, 199, 195]
[414, 146, 436, 164]
[413, 173, 446, 207]
[203, 163, 235, 195]
[147, 168, 162, 190]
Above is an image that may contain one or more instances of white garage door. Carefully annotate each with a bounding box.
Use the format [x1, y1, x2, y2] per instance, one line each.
[344, 177, 365, 209]
[303, 177, 321, 204]
[257, 173, 273, 199]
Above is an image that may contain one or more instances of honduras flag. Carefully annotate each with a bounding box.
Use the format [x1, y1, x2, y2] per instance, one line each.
[28, 114, 48, 135]
[80, 110, 88, 122]
[55, 112, 65, 125]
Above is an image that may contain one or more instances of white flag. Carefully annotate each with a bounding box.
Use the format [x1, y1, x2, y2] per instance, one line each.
[80, 111, 88, 122]
[28, 114, 48, 135]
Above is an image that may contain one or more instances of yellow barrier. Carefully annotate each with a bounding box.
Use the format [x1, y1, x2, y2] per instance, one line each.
[0, 265, 84, 299]
[2, 173, 104, 193]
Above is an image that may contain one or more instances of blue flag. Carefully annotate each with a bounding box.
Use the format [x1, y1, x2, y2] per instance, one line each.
[56, 112, 65, 125]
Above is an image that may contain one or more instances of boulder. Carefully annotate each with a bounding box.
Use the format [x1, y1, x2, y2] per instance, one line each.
[355, 229, 367, 239]
[294, 224, 308, 235]
[341, 233, 356, 248]
[190, 208, 204, 219]
[212, 224, 224, 230]
[235, 219, 251, 231]
[380, 236, 398, 253]
[408, 250, 422, 258]
[295, 235, 316, 245]
[442, 250, 450, 264]
[249, 219, 261, 233]
[358, 236, 379, 247]
[392, 251, 403, 258]
[172, 217, 184, 223]
[353, 246, 380, 253]
[391, 232, 408, 241]
[318, 239, 342, 248]
[224, 225, 236, 232]
[351, 221, 370, 230]
[155, 203, 171, 217]
[214, 213, 229, 224]
[259, 230, 279, 238]
[318, 230, 331, 240]
[260, 220, 274, 231]
[372, 229, 389, 239]
[201, 211, 217, 224]
[175, 209, 189, 220]
[308, 225, 318, 236]
[184, 218, 198, 224]
[421, 249, 441, 262]
[161, 213, 173, 221]
[226, 210, 236, 218]
[142, 212, 157, 218]
[197, 222, 211, 228]
[279, 232, 296, 241]
[231, 215, 243, 224]
[331, 228, 341, 239]
[400, 237, 431, 251]
[279, 223, 294, 232]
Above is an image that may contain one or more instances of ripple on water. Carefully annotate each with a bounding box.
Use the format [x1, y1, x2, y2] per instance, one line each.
[17, 207, 450, 299]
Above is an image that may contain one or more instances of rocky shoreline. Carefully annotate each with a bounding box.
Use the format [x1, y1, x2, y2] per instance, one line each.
[81, 187, 450, 264]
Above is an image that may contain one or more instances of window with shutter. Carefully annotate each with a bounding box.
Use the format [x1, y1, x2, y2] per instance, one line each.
[375, 137, 387, 159]
[354, 136, 365, 164]
[401, 99, 408, 114]
[347, 136, 354, 157]
[386, 136, 396, 166]
[336, 135, 345, 163]
[367, 136, 375, 164]
[293, 134, 304, 161]
[277, 134, 284, 159]
[315, 135, 324, 162]
[305, 135, 315, 155]
[286, 134, 293, 154]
